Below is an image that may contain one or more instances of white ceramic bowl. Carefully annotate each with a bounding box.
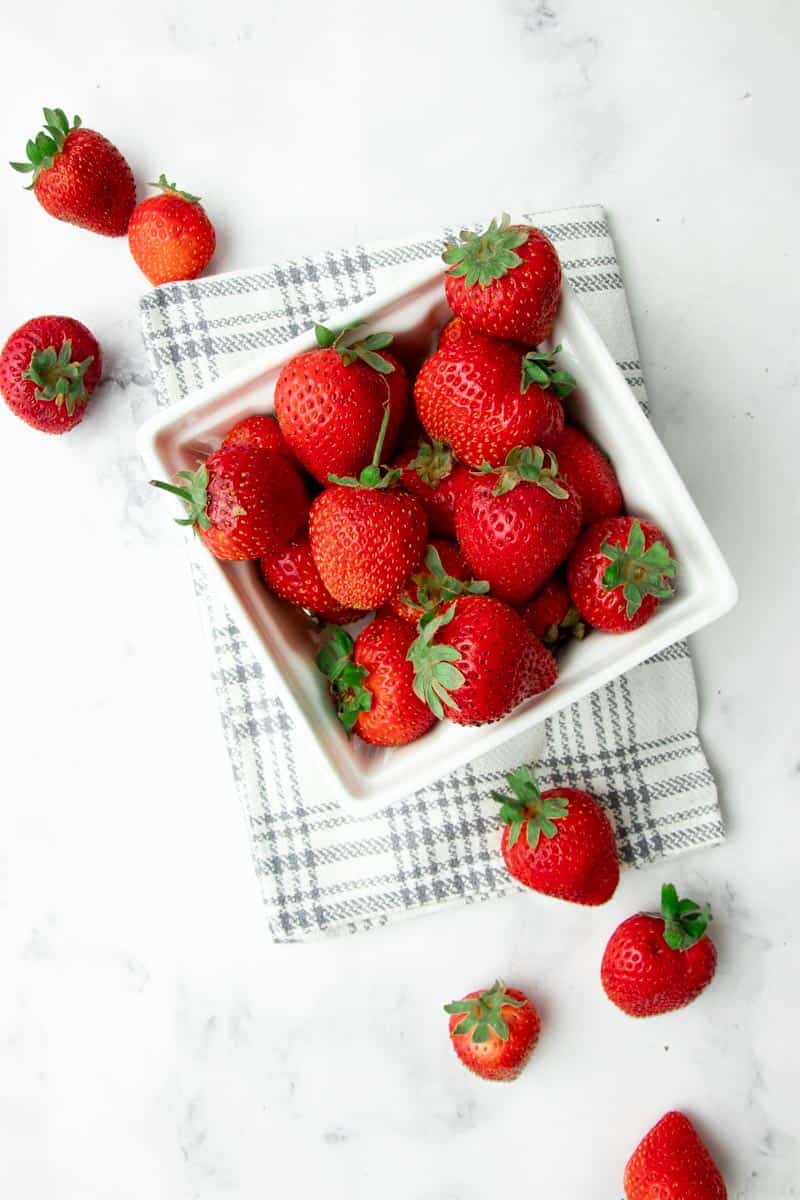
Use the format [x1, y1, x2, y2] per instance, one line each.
[137, 258, 737, 811]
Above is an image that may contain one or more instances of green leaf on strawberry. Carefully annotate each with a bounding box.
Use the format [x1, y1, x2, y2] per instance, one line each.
[22, 339, 95, 416]
[150, 463, 212, 532]
[477, 444, 570, 499]
[315, 628, 373, 734]
[520, 345, 577, 398]
[600, 519, 677, 618]
[442, 214, 529, 288]
[313, 321, 395, 374]
[407, 603, 465, 719]
[659, 882, 712, 951]
[491, 765, 570, 850]
[10, 107, 81, 184]
[443, 979, 527, 1042]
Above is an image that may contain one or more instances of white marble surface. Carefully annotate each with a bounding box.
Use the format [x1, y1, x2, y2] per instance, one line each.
[1, 2, 798, 1196]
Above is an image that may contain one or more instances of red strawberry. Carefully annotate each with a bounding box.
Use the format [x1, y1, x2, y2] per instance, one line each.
[260, 532, 363, 625]
[275, 322, 407, 484]
[443, 215, 562, 346]
[601, 883, 717, 1017]
[624, 1111, 727, 1200]
[454, 446, 582, 605]
[316, 616, 436, 746]
[554, 425, 623, 526]
[387, 540, 488, 625]
[436, 315, 483, 350]
[151, 445, 307, 561]
[11, 107, 135, 236]
[222, 413, 290, 457]
[518, 574, 585, 647]
[0, 315, 102, 434]
[128, 175, 216, 285]
[444, 980, 540, 1082]
[409, 595, 557, 725]
[414, 330, 570, 468]
[568, 516, 677, 632]
[493, 766, 618, 905]
[395, 440, 472, 537]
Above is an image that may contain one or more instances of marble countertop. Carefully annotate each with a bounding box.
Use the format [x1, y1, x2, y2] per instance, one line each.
[1, 1, 798, 1196]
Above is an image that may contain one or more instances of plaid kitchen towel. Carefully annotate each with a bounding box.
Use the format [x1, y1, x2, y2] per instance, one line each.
[139, 205, 724, 942]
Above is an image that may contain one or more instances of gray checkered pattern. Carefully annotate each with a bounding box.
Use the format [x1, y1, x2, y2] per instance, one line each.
[139, 204, 724, 942]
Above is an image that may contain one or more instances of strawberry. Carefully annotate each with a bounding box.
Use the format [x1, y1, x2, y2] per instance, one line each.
[0, 315, 102, 434]
[554, 424, 623, 526]
[409, 595, 557, 725]
[387, 540, 488, 625]
[568, 516, 677, 632]
[624, 1111, 727, 1200]
[493, 766, 618, 905]
[454, 445, 582, 605]
[275, 321, 407, 484]
[414, 329, 570, 468]
[260, 532, 363, 625]
[221, 413, 290, 457]
[11, 107, 135, 236]
[316, 616, 436, 746]
[436, 315, 483, 351]
[443, 215, 562, 346]
[444, 980, 540, 1082]
[128, 175, 216, 285]
[395, 440, 472, 537]
[601, 882, 717, 1017]
[518, 574, 585, 647]
[151, 445, 307, 561]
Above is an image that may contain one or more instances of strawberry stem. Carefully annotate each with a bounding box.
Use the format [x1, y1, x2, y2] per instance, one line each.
[150, 464, 212, 531]
[444, 979, 527, 1042]
[659, 883, 712, 951]
[147, 173, 201, 203]
[600, 520, 677, 619]
[22, 340, 94, 416]
[442, 214, 529, 288]
[491, 765, 570, 850]
[11, 107, 80, 186]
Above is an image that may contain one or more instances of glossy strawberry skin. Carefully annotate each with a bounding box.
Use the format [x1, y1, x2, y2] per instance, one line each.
[275, 349, 407, 484]
[222, 414, 290, 457]
[200, 446, 307, 561]
[554, 425, 623, 526]
[624, 1111, 727, 1200]
[414, 333, 564, 468]
[0, 315, 102, 434]
[447, 987, 540, 1082]
[33, 127, 135, 236]
[395, 447, 472, 538]
[567, 517, 674, 632]
[601, 913, 717, 1017]
[260, 532, 363, 624]
[352, 614, 437, 746]
[128, 191, 216, 285]
[387, 539, 470, 625]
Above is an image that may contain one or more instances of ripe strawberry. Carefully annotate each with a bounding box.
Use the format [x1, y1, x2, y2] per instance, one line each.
[568, 516, 677, 632]
[395, 440, 472, 537]
[518, 574, 585, 647]
[409, 594, 557, 724]
[387, 540, 488, 625]
[444, 980, 540, 1082]
[436, 315, 483, 351]
[624, 1111, 727, 1200]
[11, 107, 135, 236]
[128, 175, 216, 285]
[222, 413, 290, 457]
[260, 532, 363, 625]
[275, 322, 407, 484]
[151, 445, 307, 561]
[316, 616, 436, 746]
[414, 330, 570, 468]
[554, 424, 623, 526]
[493, 766, 618, 905]
[443, 215, 562, 346]
[601, 883, 717, 1017]
[454, 446, 582, 605]
[0, 315, 102, 434]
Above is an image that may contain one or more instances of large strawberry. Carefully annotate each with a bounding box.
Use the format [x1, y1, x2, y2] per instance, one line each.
[0, 315, 102, 434]
[316, 615, 436, 746]
[624, 1111, 727, 1200]
[443, 215, 562, 345]
[454, 445, 582, 605]
[260, 532, 363, 625]
[568, 516, 677, 632]
[222, 413, 290, 457]
[444, 980, 540, 1082]
[395, 440, 472, 538]
[409, 595, 557, 724]
[414, 330, 571, 468]
[274, 321, 407, 484]
[11, 107, 135, 236]
[554, 424, 623, 526]
[151, 445, 307, 561]
[492, 766, 618, 905]
[128, 175, 216, 285]
[518, 574, 585, 647]
[601, 883, 717, 1017]
[387, 540, 488, 625]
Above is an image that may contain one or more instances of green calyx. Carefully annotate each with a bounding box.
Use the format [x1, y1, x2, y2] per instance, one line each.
[315, 628, 372, 735]
[520, 345, 576, 398]
[443, 979, 526, 1043]
[406, 602, 465, 720]
[477, 444, 569, 499]
[314, 320, 395, 375]
[658, 882, 712, 951]
[22, 340, 94, 415]
[407, 439, 453, 486]
[544, 604, 586, 647]
[404, 543, 489, 616]
[150, 463, 212, 532]
[491, 765, 570, 851]
[600, 519, 677, 619]
[148, 173, 201, 203]
[11, 107, 81, 187]
[442, 213, 528, 288]
[328, 395, 400, 491]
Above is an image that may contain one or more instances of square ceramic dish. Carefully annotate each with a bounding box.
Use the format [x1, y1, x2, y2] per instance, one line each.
[137, 256, 737, 811]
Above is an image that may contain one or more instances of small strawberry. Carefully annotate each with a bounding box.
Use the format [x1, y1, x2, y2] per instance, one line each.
[0, 315, 102, 434]
[151, 445, 307, 561]
[395, 440, 472, 538]
[221, 413, 290, 457]
[454, 445, 582, 605]
[275, 321, 407, 484]
[11, 107, 135, 236]
[601, 883, 717, 1017]
[624, 1111, 727, 1200]
[409, 595, 557, 725]
[518, 574, 585, 647]
[444, 980, 540, 1082]
[316, 616, 436, 746]
[260, 532, 363, 625]
[443, 215, 562, 346]
[414, 329, 571, 468]
[568, 516, 677, 632]
[554, 424, 623, 526]
[493, 766, 618, 905]
[387, 540, 488, 625]
[128, 175, 216, 286]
